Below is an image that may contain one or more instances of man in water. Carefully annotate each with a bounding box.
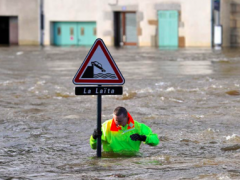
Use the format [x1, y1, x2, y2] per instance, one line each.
[90, 106, 159, 153]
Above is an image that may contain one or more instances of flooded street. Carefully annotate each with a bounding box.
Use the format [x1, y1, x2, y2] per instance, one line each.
[1, 46, 240, 180]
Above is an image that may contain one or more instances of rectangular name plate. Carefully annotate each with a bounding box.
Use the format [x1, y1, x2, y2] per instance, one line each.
[75, 86, 123, 95]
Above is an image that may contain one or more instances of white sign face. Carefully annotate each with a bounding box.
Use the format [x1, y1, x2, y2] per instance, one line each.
[73, 38, 125, 85]
[80, 46, 118, 80]
[214, 25, 222, 45]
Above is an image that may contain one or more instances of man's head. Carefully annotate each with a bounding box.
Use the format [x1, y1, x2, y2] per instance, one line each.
[113, 107, 128, 127]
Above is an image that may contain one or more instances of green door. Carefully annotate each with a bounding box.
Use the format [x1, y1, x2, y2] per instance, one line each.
[77, 22, 96, 46]
[158, 11, 178, 47]
[53, 22, 96, 46]
[54, 22, 77, 46]
[53, 22, 62, 45]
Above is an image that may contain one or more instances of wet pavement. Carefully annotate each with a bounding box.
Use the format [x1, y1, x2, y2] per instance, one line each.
[1, 46, 240, 179]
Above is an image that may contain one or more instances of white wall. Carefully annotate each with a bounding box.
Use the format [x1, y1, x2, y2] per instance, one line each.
[138, 0, 211, 47]
[44, 0, 99, 45]
[1, 0, 211, 47]
[184, 0, 211, 46]
[0, 0, 39, 45]
[99, 0, 211, 47]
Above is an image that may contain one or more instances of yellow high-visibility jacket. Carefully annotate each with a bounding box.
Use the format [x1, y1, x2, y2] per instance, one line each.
[90, 113, 159, 153]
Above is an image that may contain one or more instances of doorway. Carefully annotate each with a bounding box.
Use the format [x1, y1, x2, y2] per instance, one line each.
[114, 12, 137, 47]
[0, 17, 9, 45]
[0, 16, 18, 46]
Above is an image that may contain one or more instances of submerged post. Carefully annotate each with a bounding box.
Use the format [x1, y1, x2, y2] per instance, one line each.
[97, 85, 102, 157]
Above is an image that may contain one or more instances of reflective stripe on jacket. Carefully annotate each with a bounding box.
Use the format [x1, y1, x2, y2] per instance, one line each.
[90, 113, 159, 153]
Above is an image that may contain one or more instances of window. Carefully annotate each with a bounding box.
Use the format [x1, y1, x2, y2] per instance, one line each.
[70, 27, 74, 35]
[94, 27, 96, 36]
[58, 27, 61, 35]
[81, 27, 84, 35]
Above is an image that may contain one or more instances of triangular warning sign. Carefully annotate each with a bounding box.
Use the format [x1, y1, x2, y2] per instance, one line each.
[73, 38, 125, 85]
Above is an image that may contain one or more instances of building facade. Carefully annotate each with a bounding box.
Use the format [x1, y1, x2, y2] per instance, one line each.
[0, 0, 215, 47]
[0, 0, 39, 45]
[221, 0, 240, 47]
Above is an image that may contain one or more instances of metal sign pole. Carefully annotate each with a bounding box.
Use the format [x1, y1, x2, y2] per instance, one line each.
[97, 85, 102, 157]
[72, 39, 125, 158]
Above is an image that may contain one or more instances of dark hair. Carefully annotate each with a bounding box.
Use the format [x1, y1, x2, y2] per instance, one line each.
[113, 106, 128, 117]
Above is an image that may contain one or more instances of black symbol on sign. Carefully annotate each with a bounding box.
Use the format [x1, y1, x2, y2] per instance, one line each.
[82, 61, 116, 79]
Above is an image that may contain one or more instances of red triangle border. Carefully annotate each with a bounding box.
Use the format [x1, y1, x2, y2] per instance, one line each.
[73, 39, 125, 85]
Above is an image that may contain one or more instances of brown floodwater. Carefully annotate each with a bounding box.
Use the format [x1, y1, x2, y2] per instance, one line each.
[1, 46, 240, 180]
